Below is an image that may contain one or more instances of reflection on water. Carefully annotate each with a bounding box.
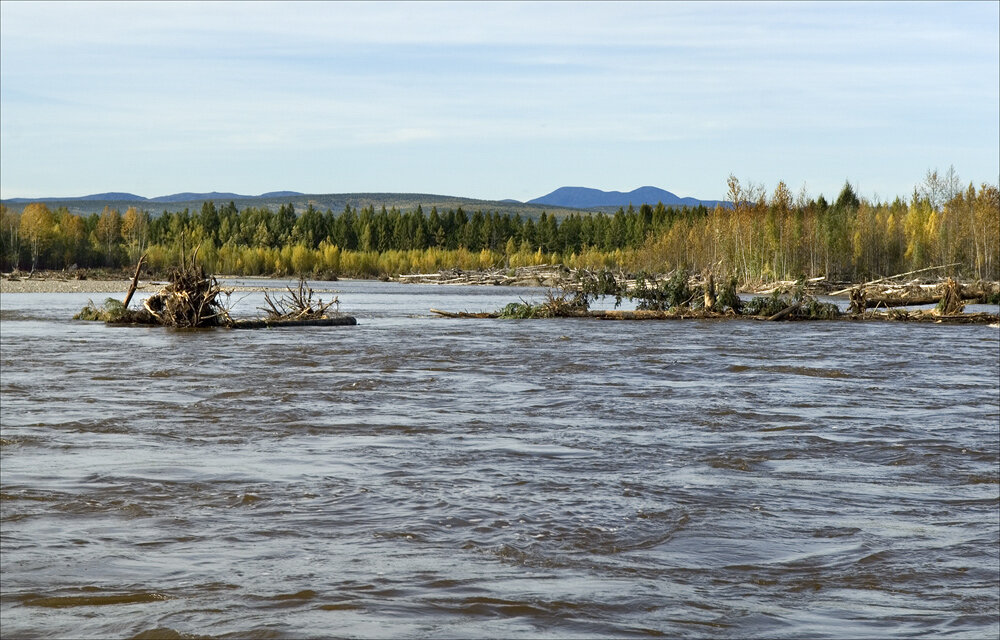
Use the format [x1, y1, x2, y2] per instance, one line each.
[2, 280, 998, 639]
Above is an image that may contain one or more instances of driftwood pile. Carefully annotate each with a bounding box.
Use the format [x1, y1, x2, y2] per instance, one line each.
[229, 279, 353, 329]
[396, 265, 588, 288]
[399, 263, 999, 310]
[844, 278, 998, 311]
[260, 279, 339, 321]
[400, 265, 824, 295]
[430, 269, 1000, 326]
[76, 256, 355, 329]
[142, 265, 230, 327]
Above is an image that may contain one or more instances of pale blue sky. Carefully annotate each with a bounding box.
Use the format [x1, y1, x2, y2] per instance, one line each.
[1, 1, 997, 203]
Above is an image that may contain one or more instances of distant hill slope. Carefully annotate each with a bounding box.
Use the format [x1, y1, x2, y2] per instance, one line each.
[149, 191, 260, 203]
[2, 191, 305, 205]
[1, 187, 726, 218]
[258, 191, 305, 198]
[529, 186, 725, 209]
[3, 191, 147, 204]
[1, 191, 584, 219]
[78, 192, 147, 201]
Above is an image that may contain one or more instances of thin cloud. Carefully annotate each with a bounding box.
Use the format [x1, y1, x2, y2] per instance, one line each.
[1, 1, 997, 200]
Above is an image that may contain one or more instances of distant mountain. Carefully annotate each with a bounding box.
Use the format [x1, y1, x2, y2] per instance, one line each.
[2, 187, 724, 212]
[77, 192, 147, 201]
[148, 190, 303, 202]
[258, 191, 304, 198]
[2, 192, 147, 204]
[528, 186, 725, 209]
[150, 191, 256, 203]
[1, 191, 588, 220]
[1, 190, 306, 205]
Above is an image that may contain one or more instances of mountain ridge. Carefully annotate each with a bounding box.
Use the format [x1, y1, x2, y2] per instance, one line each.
[528, 186, 725, 209]
[1, 187, 726, 217]
[1, 190, 306, 204]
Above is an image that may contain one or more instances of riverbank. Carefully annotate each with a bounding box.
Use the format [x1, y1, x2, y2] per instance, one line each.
[5, 268, 998, 307]
[0, 272, 334, 295]
[0, 275, 140, 294]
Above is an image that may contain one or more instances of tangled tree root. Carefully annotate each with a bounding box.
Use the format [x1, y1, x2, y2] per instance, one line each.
[142, 265, 231, 328]
[936, 278, 965, 315]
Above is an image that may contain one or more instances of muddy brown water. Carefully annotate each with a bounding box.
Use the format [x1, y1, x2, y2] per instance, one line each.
[1, 280, 998, 639]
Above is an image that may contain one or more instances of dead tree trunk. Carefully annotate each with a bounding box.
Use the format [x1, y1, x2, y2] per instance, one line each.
[122, 253, 147, 310]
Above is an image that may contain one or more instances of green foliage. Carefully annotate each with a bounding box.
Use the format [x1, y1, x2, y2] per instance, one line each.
[800, 299, 841, 320]
[73, 300, 104, 321]
[498, 301, 540, 319]
[74, 297, 128, 322]
[743, 291, 789, 317]
[743, 282, 840, 319]
[575, 268, 738, 313]
[716, 277, 743, 312]
[664, 269, 697, 308]
[496, 291, 586, 318]
[573, 268, 627, 308]
[570, 268, 712, 312]
[834, 181, 861, 211]
[631, 269, 697, 311]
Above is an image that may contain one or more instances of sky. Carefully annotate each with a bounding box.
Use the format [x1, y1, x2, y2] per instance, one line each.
[1, 1, 998, 203]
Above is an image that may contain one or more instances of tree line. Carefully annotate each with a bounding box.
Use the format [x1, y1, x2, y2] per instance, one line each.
[2, 171, 997, 283]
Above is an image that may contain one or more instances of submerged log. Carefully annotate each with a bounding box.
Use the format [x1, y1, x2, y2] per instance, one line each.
[229, 316, 357, 329]
[924, 312, 1000, 325]
[588, 309, 718, 320]
[105, 313, 356, 329]
[430, 308, 496, 318]
[429, 307, 999, 325]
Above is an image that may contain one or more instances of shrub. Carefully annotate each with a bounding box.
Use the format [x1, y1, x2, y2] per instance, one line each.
[74, 297, 129, 322]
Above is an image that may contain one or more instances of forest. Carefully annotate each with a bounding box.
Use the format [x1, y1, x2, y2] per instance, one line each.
[2, 171, 998, 284]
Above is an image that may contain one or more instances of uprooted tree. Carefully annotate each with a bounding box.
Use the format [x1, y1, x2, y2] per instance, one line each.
[142, 264, 231, 327]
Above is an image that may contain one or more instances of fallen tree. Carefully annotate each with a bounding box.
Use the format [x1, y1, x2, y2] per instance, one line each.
[851, 279, 999, 309]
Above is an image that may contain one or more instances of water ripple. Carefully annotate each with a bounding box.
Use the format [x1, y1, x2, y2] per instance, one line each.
[1, 281, 998, 639]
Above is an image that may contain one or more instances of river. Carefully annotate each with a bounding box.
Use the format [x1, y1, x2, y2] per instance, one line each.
[1, 280, 998, 639]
